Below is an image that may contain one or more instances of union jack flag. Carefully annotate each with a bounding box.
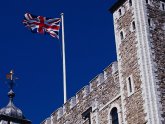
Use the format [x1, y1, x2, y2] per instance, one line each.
[23, 13, 61, 39]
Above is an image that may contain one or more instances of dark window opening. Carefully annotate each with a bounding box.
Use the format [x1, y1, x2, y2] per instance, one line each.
[120, 31, 124, 40]
[162, 3, 165, 10]
[129, 0, 132, 6]
[146, 0, 148, 4]
[128, 77, 132, 93]
[118, 9, 122, 16]
[148, 18, 151, 27]
[82, 107, 92, 124]
[111, 107, 119, 124]
[132, 21, 136, 30]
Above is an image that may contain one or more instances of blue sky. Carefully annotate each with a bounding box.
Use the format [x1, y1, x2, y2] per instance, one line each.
[0, 0, 117, 123]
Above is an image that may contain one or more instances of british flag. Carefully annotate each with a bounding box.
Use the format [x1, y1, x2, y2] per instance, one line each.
[23, 13, 61, 39]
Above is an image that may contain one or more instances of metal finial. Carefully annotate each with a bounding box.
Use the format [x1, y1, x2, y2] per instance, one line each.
[6, 70, 18, 90]
[6, 69, 14, 81]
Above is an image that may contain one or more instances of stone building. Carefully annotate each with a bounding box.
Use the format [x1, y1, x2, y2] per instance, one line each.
[41, 0, 165, 124]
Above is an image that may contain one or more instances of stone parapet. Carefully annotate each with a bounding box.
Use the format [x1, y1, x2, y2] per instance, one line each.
[41, 61, 119, 124]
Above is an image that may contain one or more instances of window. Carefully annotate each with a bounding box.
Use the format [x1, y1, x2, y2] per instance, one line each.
[82, 107, 92, 124]
[132, 21, 136, 30]
[127, 75, 134, 96]
[128, 77, 132, 92]
[120, 31, 124, 40]
[118, 9, 122, 16]
[159, 2, 165, 11]
[111, 107, 119, 124]
[146, 0, 148, 4]
[129, 0, 132, 6]
[146, 0, 152, 5]
[148, 18, 155, 29]
[162, 3, 165, 10]
[148, 18, 151, 27]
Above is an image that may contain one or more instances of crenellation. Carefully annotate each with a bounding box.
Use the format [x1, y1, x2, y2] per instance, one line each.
[62, 103, 66, 115]
[83, 85, 90, 98]
[57, 107, 63, 120]
[96, 73, 104, 86]
[112, 61, 118, 74]
[69, 96, 76, 109]
[103, 61, 118, 80]
[63, 100, 71, 115]
[76, 87, 84, 103]
[45, 118, 51, 124]
[89, 76, 98, 92]
[103, 65, 112, 79]
[41, 121, 45, 124]
[41, 1, 165, 123]
[41, 118, 47, 124]
[42, 61, 120, 124]
[103, 70, 108, 80]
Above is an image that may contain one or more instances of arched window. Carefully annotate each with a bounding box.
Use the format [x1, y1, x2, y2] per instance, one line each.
[110, 107, 119, 124]
[118, 9, 122, 16]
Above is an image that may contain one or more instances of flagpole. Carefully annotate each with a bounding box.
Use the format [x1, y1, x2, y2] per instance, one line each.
[61, 13, 67, 103]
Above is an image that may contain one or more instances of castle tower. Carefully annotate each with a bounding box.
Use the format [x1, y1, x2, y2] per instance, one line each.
[110, 0, 165, 124]
[0, 70, 31, 124]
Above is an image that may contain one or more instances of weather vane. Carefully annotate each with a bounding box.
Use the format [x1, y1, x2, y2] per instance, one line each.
[6, 70, 18, 90]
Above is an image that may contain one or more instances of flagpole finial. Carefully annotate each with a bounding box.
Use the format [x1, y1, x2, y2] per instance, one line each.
[61, 13, 64, 16]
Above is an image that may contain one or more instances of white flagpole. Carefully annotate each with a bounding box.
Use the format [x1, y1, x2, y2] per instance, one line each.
[61, 13, 67, 103]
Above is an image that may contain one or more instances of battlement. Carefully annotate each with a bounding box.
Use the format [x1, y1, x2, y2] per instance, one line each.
[41, 61, 118, 124]
[41, 117, 51, 124]
[41, 1, 165, 123]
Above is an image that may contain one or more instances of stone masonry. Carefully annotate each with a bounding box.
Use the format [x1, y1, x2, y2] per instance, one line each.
[146, 0, 165, 121]
[111, 0, 165, 123]
[41, 62, 122, 124]
[41, 0, 165, 124]
[112, 0, 146, 123]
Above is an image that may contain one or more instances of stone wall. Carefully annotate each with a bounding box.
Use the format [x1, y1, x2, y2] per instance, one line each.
[113, 0, 146, 123]
[147, 0, 165, 123]
[41, 62, 122, 124]
[41, 1, 165, 124]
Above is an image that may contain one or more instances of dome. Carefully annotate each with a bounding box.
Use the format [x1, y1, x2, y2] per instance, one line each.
[0, 90, 25, 119]
[0, 100, 25, 119]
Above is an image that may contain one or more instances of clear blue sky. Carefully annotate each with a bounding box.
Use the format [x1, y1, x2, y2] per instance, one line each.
[0, 0, 117, 123]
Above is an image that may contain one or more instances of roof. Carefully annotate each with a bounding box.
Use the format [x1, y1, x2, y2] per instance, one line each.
[109, 0, 165, 13]
[0, 89, 31, 123]
[0, 114, 31, 124]
[0, 90, 25, 119]
[0, 99, 24, 119]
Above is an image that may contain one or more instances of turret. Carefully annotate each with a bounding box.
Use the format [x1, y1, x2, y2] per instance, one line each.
[0, 70, 31, 124]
